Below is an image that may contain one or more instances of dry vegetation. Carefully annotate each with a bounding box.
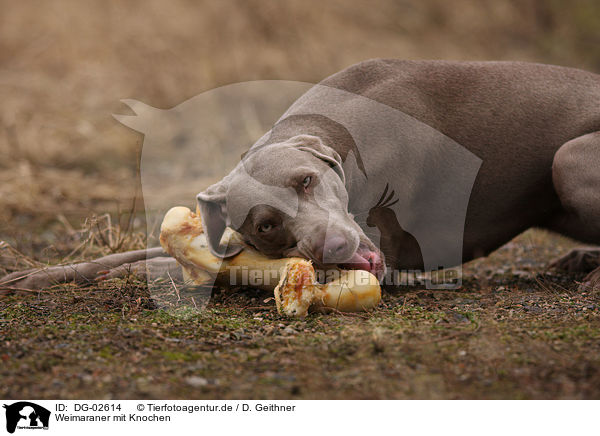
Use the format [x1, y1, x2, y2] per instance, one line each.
[1, 0, 600, 399]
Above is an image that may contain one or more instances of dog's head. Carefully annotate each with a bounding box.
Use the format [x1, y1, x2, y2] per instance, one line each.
[197, 135, 385, 279]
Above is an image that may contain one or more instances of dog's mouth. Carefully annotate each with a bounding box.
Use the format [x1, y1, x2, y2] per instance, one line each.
[285, 239, 386, 282]
[338, 246, 386, 281]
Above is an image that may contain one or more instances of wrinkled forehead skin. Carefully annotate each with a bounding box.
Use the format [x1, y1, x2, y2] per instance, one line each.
[225, 141, 346, 229]
[225, 143, 302, 229]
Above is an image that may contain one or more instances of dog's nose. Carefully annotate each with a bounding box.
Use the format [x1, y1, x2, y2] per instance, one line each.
[321, 235, 350, 264]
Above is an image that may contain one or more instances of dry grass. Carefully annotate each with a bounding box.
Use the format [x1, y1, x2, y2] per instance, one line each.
[1, 229, 599, 399]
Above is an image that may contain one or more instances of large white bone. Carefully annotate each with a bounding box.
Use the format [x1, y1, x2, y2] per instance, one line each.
[159, 206, 381, 317]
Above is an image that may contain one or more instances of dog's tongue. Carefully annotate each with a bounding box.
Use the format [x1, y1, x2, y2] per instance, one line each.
[341, 252, 372, 272]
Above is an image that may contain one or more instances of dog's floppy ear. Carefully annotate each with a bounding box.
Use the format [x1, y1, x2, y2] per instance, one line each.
[291, 135, 346, 184]
[196, 181, 243, 258]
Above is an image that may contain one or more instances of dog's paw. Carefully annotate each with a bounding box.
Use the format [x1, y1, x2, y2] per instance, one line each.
[579, 267, 600, 292]
[550, 247, 600, 273]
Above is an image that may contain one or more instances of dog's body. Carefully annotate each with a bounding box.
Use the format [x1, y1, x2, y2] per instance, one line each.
[3, 59, 600, 292]
[316, 59, 600, 258]
[197, 59, 600, 283]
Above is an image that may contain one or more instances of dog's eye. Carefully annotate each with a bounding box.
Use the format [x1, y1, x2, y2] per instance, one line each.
[302, 176, 312, 189]
[258, 222, 274, 233]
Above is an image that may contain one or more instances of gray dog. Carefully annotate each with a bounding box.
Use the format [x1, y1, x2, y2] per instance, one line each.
[196, 59, 600, 286]
[2, 59, 599, 290]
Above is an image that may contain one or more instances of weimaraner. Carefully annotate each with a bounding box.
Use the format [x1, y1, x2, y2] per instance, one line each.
[2, 59, 600, 291]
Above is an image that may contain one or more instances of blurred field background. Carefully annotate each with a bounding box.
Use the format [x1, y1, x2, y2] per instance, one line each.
[2, 0, 600, 263]
[1, 0, 600, 399]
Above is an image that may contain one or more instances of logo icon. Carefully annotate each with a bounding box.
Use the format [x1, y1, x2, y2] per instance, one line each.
[3, 402, 50, 434]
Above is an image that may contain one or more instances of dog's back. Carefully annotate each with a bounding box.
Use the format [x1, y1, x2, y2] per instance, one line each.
[315, 60, 600, 258]
[322, 59, 600, 151]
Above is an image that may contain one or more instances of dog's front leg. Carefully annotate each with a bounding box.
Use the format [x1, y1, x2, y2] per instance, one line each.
[95, 256, 182, 282]
[0, 247, 177, 293]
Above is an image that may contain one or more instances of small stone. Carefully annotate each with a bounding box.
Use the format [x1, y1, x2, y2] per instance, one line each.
[185, 376, 208, 388]
[81, 374, 93, 383]
[282, 326, 297, 335]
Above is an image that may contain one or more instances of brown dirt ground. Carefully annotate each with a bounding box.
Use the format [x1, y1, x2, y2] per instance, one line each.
[1, 229, 599, 399]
